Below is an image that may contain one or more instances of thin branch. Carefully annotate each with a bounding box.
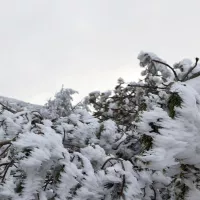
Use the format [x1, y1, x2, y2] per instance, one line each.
[119, 165, 125, 197]
[187, 71, 200, 80]
[1, 160, 14, 183]
[150, 185, 157, 200]
[62, 129, 66, 144]
[182, 57, 199, 81]
[101, 158, 124, 169]
[128, 84, 168, 91]
[0, 144, 11, 158]
[0, 134, 19, 148]
[152, 59, 180, 81]
[0, 140, 12, 147]
[37, 193, 40, 200]
[101, 158, 126, 197]
[0, 162, 10, 167]
[0, 102, 16, 114]
[112, 140, 125, 150]
[128, 84, 157, 89]
[71, 100, 83, 112]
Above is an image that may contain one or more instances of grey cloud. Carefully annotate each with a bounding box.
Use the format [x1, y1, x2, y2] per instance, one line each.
[0, 0, 199, 104]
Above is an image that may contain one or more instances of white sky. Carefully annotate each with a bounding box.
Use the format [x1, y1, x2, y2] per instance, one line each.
[0, 0, 200, 104]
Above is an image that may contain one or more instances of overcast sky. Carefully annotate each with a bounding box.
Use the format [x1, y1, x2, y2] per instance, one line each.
[0, 0, 200, 104]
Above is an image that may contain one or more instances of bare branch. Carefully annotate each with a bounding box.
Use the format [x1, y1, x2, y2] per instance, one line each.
[182, 57, 199, 81]
[0, 144, 11, 158]
[152, 59, 180, 81]
[0, 102, 16, 114]
[0, 140, 12, 147]
[187, 71, 200, 80]
[0, 162, 10, 167]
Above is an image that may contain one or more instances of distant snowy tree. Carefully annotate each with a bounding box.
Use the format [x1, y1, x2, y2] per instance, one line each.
[0, 51, 200, 199]
[44, 86, 78, 119]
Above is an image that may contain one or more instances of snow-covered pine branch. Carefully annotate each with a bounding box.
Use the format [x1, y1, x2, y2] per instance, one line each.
[0, 51, 200, 199]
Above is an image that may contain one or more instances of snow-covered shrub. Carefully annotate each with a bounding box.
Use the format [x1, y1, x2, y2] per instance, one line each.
[1, 51, 200, 199]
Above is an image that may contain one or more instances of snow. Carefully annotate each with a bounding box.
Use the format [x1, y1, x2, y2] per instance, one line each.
[186, 75, 200, 94]
[1, 51, 200, 199]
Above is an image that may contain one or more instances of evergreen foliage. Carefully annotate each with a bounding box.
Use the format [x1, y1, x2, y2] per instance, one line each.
[0, 51, 200, 199]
